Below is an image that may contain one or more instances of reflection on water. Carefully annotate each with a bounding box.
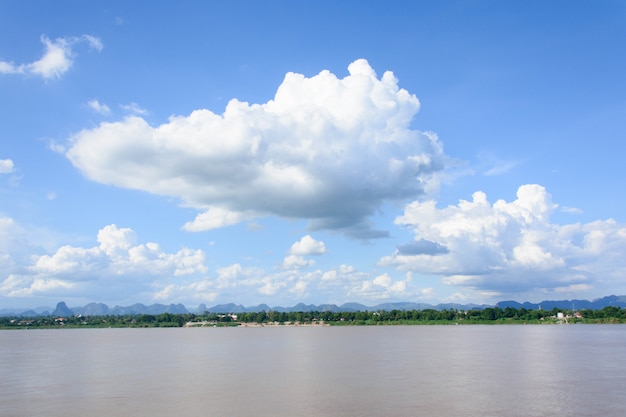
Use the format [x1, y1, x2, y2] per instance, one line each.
[1, 325, 625, 417]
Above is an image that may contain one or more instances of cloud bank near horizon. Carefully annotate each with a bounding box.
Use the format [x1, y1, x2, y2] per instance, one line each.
[0, 224, 206, 304]
[0, 219, 421, 306]
[381, 184, 626, 299]
[2, 181, 626, 306]
[66, 59, 446, 239]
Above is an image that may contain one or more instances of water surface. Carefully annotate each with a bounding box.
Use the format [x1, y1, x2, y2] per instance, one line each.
[1, 325, 625, 416]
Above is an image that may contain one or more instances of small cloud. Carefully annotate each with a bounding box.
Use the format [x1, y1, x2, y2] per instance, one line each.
[349, 272, 412, 300]
[561, 206, 583, 215]
[282, 254, 314, 269]
[444, 292, 469, 302]
[81, 35, 103, 52]
[46, 191, 57, 201]
[321, 264, 356, 281]
[554, 283, 592, 293]
[418, 287, 434, 298]
[289, 235, 326, 256]
[182, 207, 258, 232]
[120, 102, 149, 116]
[0, 159, 14, 174]
[0, 35, 103, 80]
[87, 100, 111, 115]
[483, 161, 518, 176]
[48, 140, 66, 154]
[477, 152, 520, 176]
[283, 235, 326, 269]
[0, 61, 20, 75]
[289, 279, 309, 297]
[478, 291, 502, 299]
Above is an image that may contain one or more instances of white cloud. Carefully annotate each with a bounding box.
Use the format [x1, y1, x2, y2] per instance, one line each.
[418, 287, 434, 298]
[0, 35, 102, 80]
[289, 235, 326, 256]
[66, 59, 447, 238]
[27, 36, 73, 79]
[120, 102, 149, 116]
[214, 263, 250, 289]
[182, 207, 258, 231]
[321, 264, 355, 281]
[258, 277, 288, 296]
[0, 224, 208, 300]
[483, 161, 518, 176]
[477, 152, 520, 176]
[444, 292, 470, 302]
[349, 272, 412, 300]
[282, 235, 326, 269]
[34, 244, 105, 275]
[0, 218, 78, 300]
[81, 35, 103, 51]
[0, 216, 18, 254]
[0, 159, 14, 174]
[0, 216, 50, 271]
[0, 274, 75, 298]
[153, 282, 218, 304]
[0, 61, 17, 74]
[282, 254, 314, 269]
[87, 100, 111, 115]
[147, 260, 406, 306]
[48, 140, 66, 154]
[1, 217, 382, 306]
[380, 184, 626, 300]
[289, 279, 309, 297]
[561, 206, 583, 215]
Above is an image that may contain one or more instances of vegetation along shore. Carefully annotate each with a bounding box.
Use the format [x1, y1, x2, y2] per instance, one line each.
[1, 306, 624, 329]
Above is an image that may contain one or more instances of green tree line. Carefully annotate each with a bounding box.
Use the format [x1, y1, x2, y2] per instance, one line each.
[1, 306, 624, 328]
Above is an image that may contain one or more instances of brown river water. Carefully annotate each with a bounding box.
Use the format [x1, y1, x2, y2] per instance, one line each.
[1, 325, 625, 417]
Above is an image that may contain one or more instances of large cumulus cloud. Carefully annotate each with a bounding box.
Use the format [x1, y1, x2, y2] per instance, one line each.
[381, 184, 626, 299]
[66, 59, 445, 238]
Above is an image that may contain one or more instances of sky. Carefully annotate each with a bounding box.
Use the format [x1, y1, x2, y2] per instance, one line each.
[1, 1, 626, 309]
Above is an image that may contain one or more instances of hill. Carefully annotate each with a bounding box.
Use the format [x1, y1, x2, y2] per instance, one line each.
[1, 295, 625, 317]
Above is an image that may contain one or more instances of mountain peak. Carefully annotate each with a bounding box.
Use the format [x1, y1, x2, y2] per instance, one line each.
[51, 301, 73, 317]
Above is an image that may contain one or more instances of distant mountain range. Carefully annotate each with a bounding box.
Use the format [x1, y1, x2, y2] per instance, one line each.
[1, 295, 625, 317]
[494, 295, 626, 311]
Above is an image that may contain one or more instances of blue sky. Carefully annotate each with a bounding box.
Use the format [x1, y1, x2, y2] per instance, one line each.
[1, 1, 626, 309]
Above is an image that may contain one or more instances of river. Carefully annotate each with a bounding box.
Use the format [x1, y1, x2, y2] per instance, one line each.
[1, 325, 625, 416]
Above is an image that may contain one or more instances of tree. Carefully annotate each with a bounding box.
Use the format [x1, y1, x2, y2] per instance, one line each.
[136, 314, 156, 324]
[255, 311, 267, 323]
[481, 308, 501, 320]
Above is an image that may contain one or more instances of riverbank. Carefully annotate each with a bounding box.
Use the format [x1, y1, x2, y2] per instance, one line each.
[2, 305, 624, 329]
[184, 320, 329, 327]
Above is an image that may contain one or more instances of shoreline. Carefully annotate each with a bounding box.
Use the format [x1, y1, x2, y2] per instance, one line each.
[184, 320, 330, 327]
